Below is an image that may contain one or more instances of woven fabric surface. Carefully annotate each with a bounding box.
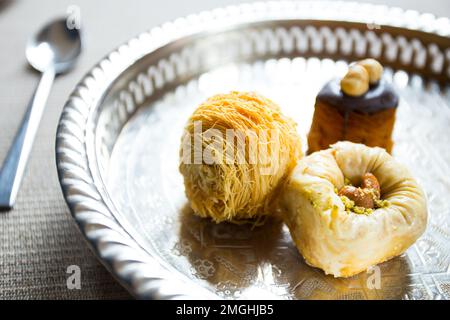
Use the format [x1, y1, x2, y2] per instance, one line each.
[0, 0, 448, 300]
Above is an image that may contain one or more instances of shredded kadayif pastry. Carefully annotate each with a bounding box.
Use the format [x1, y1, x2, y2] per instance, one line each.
[179, 91, 302, 223]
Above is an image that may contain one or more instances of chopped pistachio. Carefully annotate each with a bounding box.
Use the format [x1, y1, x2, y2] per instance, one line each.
[375, 199, 390, 208]
[340, 195, 355, 210]
[353, 206, 366, 214]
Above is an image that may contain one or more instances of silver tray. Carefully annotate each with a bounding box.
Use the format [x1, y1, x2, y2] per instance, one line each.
[56, 1, 450, 299]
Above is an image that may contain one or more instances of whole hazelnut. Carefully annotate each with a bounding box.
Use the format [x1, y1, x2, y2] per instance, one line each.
[361, 172, 381, 198]
[357, 58, 383, 84]
[339, 185, 374, 209]
[340, 65, 369, 97]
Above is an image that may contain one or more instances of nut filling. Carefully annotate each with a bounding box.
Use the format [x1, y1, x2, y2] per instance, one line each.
[340, 58, 384, 96]
[337, 173, 389, 214]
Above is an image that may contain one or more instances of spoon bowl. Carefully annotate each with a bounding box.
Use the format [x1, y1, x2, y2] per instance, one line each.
[26, 18, 81, 74]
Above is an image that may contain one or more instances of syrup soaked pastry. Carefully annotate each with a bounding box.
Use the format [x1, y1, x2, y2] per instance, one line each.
[307, 59, 398, 154]
[280, 141, 427, 277]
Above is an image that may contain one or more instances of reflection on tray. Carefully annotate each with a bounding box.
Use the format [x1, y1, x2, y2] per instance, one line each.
[177, 204, 412, 299]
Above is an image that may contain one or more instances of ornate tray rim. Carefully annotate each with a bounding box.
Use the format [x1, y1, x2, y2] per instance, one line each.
[55, 1, 450, 299]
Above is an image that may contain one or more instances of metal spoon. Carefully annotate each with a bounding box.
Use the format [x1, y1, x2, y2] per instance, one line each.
[0, 18, 82, 210]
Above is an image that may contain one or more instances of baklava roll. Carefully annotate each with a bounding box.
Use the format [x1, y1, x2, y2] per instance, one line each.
[280, 141, 427, 277]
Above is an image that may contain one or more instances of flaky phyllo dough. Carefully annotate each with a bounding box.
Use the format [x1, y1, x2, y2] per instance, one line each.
[280, 141, 427, 277]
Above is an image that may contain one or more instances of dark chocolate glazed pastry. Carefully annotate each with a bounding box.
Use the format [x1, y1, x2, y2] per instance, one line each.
[307, 59, 399, 154]
[316, 78, 399, 115]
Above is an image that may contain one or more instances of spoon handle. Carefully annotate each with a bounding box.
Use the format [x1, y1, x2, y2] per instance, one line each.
[0, 68, 55, 210]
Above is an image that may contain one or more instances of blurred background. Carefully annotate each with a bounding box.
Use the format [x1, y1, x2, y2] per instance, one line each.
[1, 1, 449, 89]
[0, 0, 448, 299]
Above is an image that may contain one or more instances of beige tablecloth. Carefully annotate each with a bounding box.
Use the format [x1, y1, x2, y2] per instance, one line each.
[0, 0, 448, 299]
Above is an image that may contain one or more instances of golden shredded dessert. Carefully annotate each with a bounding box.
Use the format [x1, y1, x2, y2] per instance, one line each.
[179, 91, 302, 223]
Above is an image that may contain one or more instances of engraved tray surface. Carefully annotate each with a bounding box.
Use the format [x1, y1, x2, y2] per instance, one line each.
[56, 2, 450, 299]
